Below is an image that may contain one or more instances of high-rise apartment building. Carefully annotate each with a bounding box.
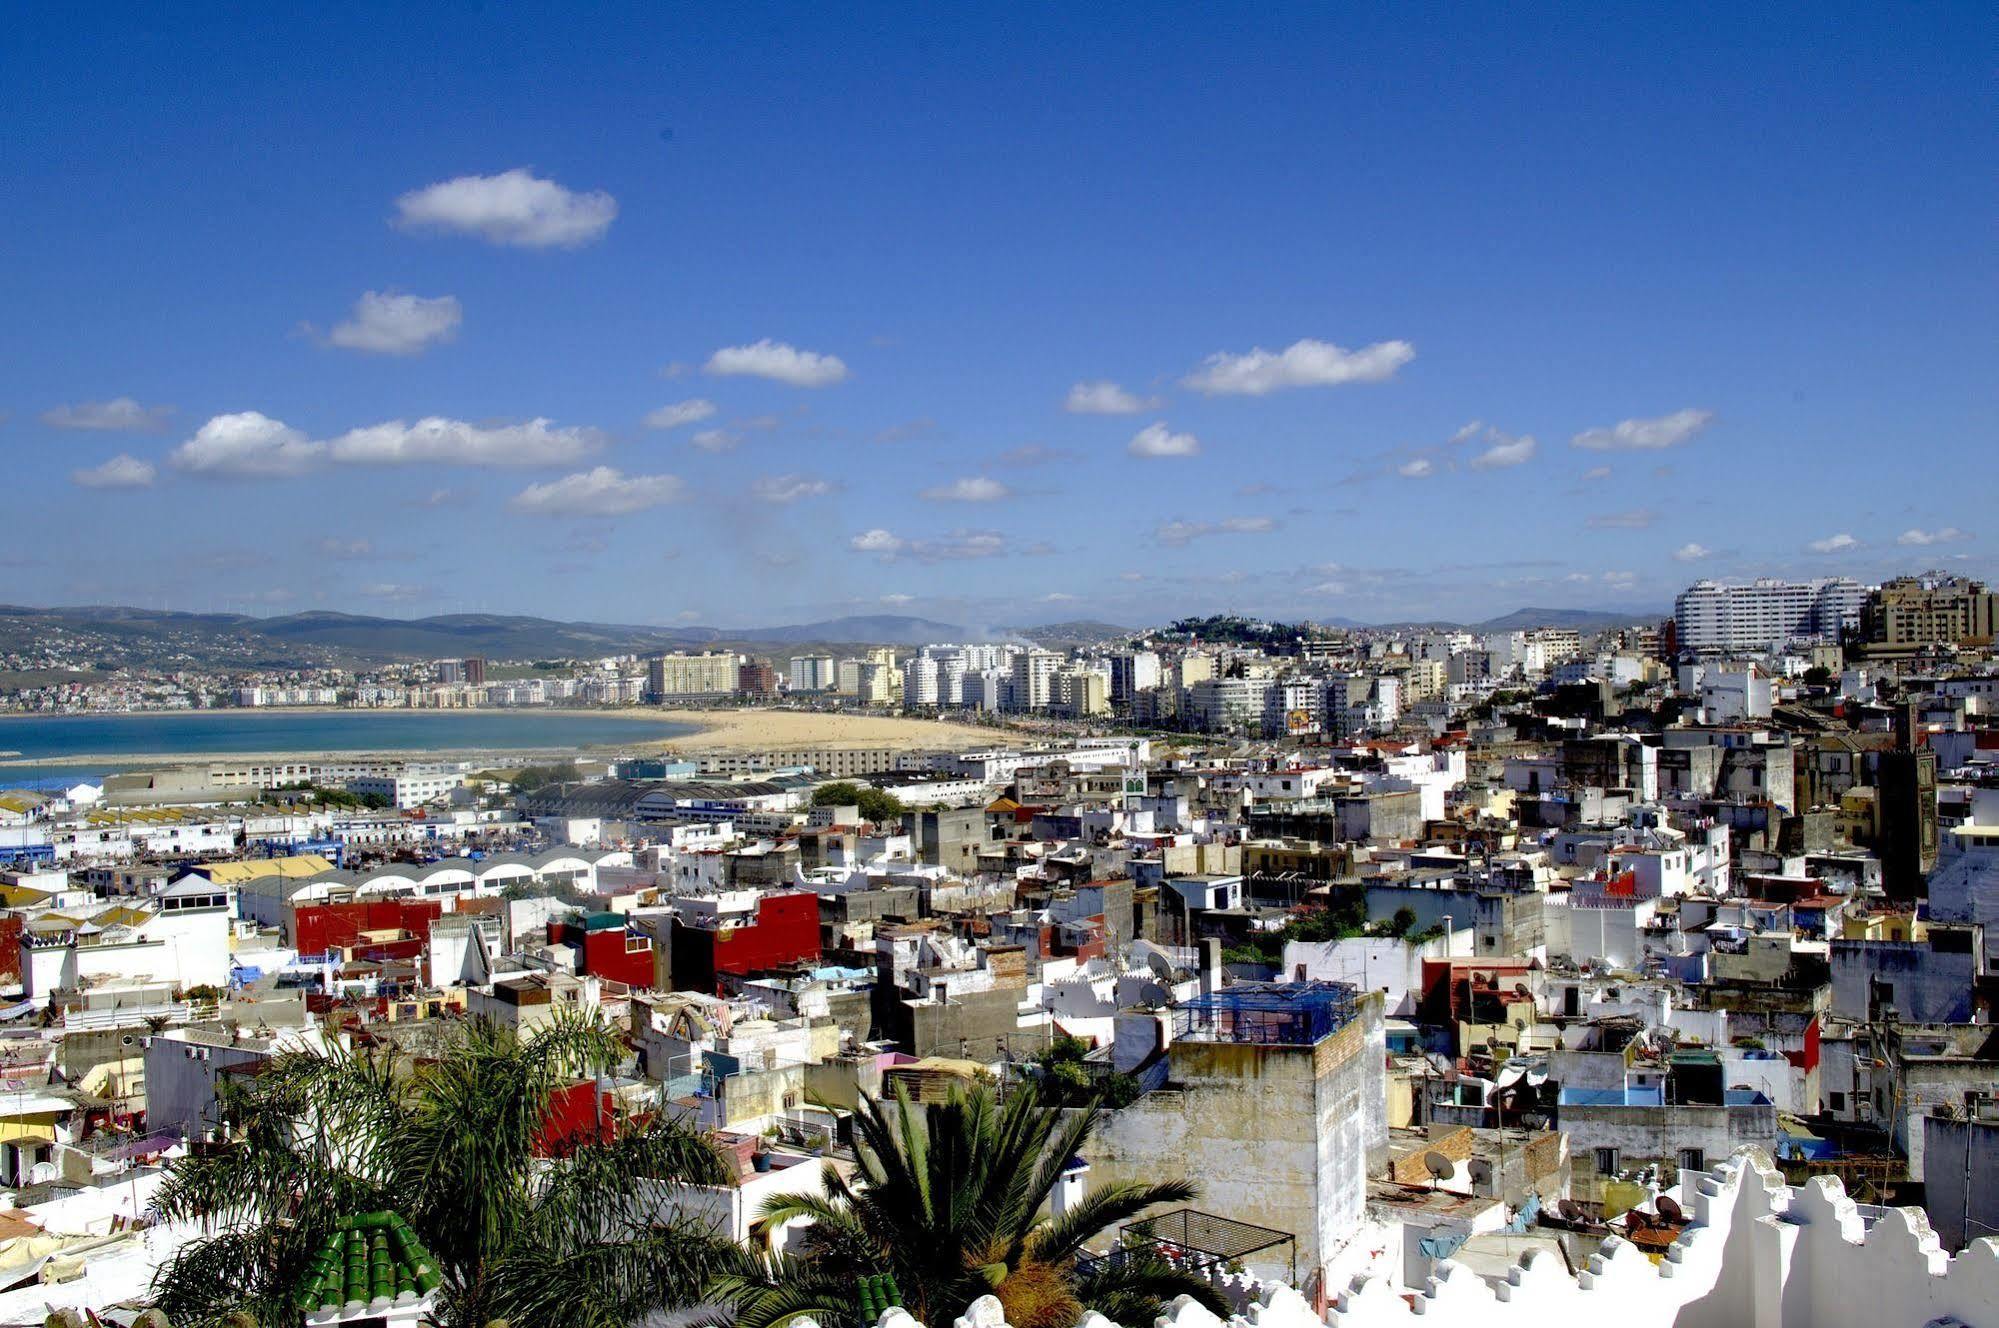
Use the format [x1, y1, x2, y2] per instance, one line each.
[1673, 578, 1865, 652]
[1860, 575, 1998, 652]
[1008, 649, 1061, 711]
[905, 656, 941, 706]
[1109, 650, 1162, 704]
[788, 654, 836, 692]
[645, 652, 740, 701]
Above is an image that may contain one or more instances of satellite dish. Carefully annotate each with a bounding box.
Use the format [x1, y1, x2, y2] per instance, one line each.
[1657, 1195, 1685, 1223]
[1627, 1210, 1650, 1231]
[1422, 1150, 1456, 1186]
[1558, 1198, 1583, 1222]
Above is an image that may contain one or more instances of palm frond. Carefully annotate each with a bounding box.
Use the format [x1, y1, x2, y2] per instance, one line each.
[1030, 1178, 1199, 1264]
[1071, 1249, 1231, 1325]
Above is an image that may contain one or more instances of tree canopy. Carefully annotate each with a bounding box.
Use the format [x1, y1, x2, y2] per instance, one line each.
[149, 1015, 731, 1328]
[809, 781, 908, 823]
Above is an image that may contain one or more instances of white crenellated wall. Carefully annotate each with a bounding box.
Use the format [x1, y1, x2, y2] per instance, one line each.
[786, 1153, 1999, 1328]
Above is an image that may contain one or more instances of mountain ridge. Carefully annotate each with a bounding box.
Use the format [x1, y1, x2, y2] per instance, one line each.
[0, 601, 1664, 668]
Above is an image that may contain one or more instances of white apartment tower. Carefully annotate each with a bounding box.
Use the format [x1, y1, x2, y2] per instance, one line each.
[788, 654, 837, 692]
[905, 655, 942, 706]
[1674, 578, 1866, 652]
[1009, 648, 1062, 711]
[1109, 650, 1162, 704]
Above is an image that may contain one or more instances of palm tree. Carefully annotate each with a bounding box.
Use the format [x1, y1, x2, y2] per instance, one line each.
[714, 1082, 1227, 1328]
[150, 1014, 734, 1328]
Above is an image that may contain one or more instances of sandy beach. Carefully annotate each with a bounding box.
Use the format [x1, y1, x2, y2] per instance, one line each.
[640, 708, 1006, 754]
[0, 706, 1010, 769]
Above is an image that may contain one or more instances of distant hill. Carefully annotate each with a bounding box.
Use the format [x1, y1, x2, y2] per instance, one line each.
[0, 601, 1665, 669]
[1007, 619, 1135, 647]
[0, 604, 983, 667]
[1471, 606, 1664, 633]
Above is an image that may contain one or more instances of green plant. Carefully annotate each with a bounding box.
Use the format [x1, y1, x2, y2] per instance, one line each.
[149, 1014, 731, 1328]
[1032, 1038, 1141, 1109]
[808, 781, 907, 824]
[710, 1082, 1223, 1328]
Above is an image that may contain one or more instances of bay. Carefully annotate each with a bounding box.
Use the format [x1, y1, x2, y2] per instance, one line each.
[0, 709, 697, 780]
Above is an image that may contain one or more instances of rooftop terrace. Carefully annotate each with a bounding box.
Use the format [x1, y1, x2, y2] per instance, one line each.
[1171, 980, 1360, 1046]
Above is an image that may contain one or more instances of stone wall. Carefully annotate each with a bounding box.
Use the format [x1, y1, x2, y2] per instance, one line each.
[807, 1153, 1999, 1328]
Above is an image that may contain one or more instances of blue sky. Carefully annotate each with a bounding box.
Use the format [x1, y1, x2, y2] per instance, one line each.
[4, 4, 1992, 631]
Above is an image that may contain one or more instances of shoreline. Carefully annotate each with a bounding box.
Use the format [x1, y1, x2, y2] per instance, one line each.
[0, 705, 690, 723]
[0, 706, 1007, 769]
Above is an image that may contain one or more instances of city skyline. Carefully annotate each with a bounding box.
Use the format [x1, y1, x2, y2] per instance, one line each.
[6, 6, 1992, 627]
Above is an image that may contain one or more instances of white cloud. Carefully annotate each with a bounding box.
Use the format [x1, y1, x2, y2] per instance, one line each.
[1897, 527, 1967, 546]
[1673, 542, 1713, 562]
[329, 417, 600, 466]
[315, 537, 375, 559]
[1155, 516, 1277, 546]
[41, 397, 171, 432]
[171, 412, 325, 478]
[1398, 458, 1435, 479]
[1065, 380, 1152, 414]
[1183, 337, 1415, 396]
[70, 454, 157, 489]
[361, 582, 431, 602]
[880, 593, 915, 606]
[645, 399, 718, 430]
[1587, 509, 1657, 530]
[1448, 421, 1484, 445]
[1602, 570, 1638, 586]
[703, 339, 848, 387]
[689, 428, 741, 453]
[509, 466, 684, 517]
[850, 529, 905, 556]
[326, 291, 461, 355]
[1468, 431, 1537, 470]
[1581, 465, 1613, 481]
[1306, 580, 1349, 595]
[848, 528, 1006, 562]
[751, 473, 835, 504]
[1572, 407, 1715, 451]
[393, 168, 616, 248]
[920, 476, 1011, 502]
[1040, 592, 1079, 603]
[1808, 532, 1860, 554]
[1128, 421, 1201, 459]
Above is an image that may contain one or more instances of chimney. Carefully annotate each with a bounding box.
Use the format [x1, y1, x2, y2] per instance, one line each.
[1199, 937, 1222, 996]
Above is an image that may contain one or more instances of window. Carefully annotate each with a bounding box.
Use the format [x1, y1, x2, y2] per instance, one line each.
[1594, 1147, 1620, 1176]
[1829, 1091, 1847, 1113]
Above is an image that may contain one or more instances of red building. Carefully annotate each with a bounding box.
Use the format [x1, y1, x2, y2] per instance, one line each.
[0, 915, 20, 988]
[535, 1078, 616, 1157]
[667, 891, 821, 994]
[292, 899, 443, 958]
[547, 913, 658, 989]
[738, 658, 779, 697]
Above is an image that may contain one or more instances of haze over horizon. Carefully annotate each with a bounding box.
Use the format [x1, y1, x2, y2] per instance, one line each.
[6, 7, 1992, 627]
